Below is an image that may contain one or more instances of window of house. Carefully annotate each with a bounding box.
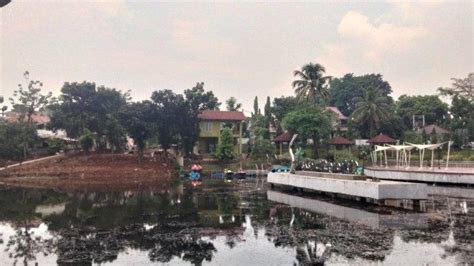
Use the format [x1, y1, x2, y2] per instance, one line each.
[203, 122, 213, 132]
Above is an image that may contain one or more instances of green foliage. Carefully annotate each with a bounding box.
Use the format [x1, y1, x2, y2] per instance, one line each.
[293, 63, 331, 104]
[48, 81, 129, 152]
[119, 101, 156, 160]
[214, 128, 235, 162]
[282, 105, 333, 158]
[351, 87, 391, 138]
[252, 96, 260, 116]
[271, 96, 297, 134]
[329, 73, 393, 116]
[9, 71, 53, 159]
[45, 138, 63, 155]
[402, 130, 422, 143]
[450, 95, 474, 143]
[395, 94, 449, 129]
[225, 97, 242, 111]
[184, 82, 221, 111]
[328, 149, 357, 161]
[250, 138, 275, 160]
[79, 129, 95, 153]
[438, 73, 473, 102]
[0, 122, 36, 161]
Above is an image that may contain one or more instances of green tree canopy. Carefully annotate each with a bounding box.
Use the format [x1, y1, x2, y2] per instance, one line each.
[293, 63, 331, 104]
[351, 87, 391, 138]
[438, 73, 473, 102]
[395, 94, 449, 129]
[329, 73, 393, 116]
[225, 97, 242, 111]
[282, 105, 333, 158]
[184, 82, 221, 111]
[271, 96, 297, 134]
[214, 127, 235, 162]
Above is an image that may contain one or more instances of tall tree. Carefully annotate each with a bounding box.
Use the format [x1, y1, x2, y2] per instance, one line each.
[225, 97, 242, 111]
[351, 87, 391, 138]
[9, 71, 53, 159]
[292, 63, 331, 104]
[264, 96, 272, 129]
[184, 82, 221, 111]
[438, 73, 473, 102]
[48, 82, 129, 152]
[119, 101, 156, 162]
[395, 95, 448, 129]
[252, 96, 260, 116]
[329, 73, 393, 116]
[282, 105, 333, 158]
[271, 96, 297, 134]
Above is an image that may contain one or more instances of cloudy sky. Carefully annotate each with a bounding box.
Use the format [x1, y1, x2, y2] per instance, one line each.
[1, 0, 472, 113]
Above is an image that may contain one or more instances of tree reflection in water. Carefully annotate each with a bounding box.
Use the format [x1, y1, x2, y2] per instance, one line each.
[0, 183, 471, 265]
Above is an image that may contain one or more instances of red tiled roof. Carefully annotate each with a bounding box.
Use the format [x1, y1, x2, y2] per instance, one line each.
[416, 124, 450, 135]
[198, 110, 246, 121]
[274, 132, 292, 142]
[5, 112, 50, 124]
[367, 133, 397, 144]
[325, 106, 348, 120]
[329, 136, 352, 145]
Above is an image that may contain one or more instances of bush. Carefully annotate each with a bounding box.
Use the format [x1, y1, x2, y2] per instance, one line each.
[45, 138, 63, 155]
[250, 139, 275, 160]
[214, 128, 234, 162]
[327, 149, 357, 161]
[79, 129, 95, 153]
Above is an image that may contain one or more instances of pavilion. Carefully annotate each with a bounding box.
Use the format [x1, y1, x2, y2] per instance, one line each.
[328, 136, 352, 150]
[274, 132, 292, 155]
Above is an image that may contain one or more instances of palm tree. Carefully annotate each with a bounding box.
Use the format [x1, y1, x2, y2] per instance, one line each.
[226, 97, 242, 111]
[292, 63, 331, 104]
[351, 87, 390, 138]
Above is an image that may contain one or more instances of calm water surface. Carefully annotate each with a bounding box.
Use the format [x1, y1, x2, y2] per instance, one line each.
[0, 179, 472, 265]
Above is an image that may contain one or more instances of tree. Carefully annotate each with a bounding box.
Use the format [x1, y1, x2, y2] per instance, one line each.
[119, 101, 156, 161]
[329, 73, 393, 116]
[252, 96, 260, 116]
[264, 96, 272, 129]
[250, 138, 275, 160]
[438, 73, 473, 102]
[450, 95, 474, 143]
[9, 71, 53, 159]
[184, 82, 220, 111]
[214, 127, 234, 162]
[271, 96, 297, 134]
[0, 96, 7, 117]
[49, 82, 129, 152]
[0, 122, 36, 161]
[351, 87, 390, 138]
[395, 95, 449, 129]
[225, 97, 242, 111]
[292, 63, 331, 104]
[79, 129, 95, 154]
[282, 105, 333, 158]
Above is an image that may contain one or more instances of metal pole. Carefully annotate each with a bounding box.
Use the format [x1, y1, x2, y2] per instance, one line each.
[446, 141, 451, 170]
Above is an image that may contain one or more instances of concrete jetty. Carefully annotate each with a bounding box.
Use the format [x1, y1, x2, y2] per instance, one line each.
[267, 190, 427, 229]
[365, 167, 474, 185]
[267, 172, 428, 200]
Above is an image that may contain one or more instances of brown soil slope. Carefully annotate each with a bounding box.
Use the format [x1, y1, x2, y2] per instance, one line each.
[0, 154, 175, 191]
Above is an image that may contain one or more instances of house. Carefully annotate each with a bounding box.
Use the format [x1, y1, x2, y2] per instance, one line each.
[416, 124, 450, 135]
[4, 111, 50, 129]
[196, 110, 246, 155]
[325, 106, 348, 132]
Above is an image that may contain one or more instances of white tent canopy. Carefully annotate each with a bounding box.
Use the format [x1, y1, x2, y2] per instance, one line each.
[372, 142, 449, 169]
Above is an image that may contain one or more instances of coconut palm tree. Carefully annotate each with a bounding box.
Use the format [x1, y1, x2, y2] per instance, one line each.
[292, 63, 331, 104]
[351, 87, 390, 138]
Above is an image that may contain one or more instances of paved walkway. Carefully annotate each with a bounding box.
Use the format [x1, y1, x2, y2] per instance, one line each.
[0, 154, 64, 172]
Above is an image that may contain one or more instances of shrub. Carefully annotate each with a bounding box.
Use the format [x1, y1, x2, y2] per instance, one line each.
[45, 138, 63, 155]
[327, 149, 357, 161]
[214, 128, 234, 162]
[79, 129, 95, 153]
[250, 139, 275, 160]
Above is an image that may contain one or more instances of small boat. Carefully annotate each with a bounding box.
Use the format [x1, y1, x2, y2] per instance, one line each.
[189, 164, 203, 181]
[234, 169, 246, 180]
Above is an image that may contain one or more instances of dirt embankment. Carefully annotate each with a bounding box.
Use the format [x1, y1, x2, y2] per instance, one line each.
[0, 154, 175, 191]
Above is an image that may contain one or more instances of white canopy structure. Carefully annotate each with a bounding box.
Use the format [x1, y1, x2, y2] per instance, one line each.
[372, 142, 449, 169]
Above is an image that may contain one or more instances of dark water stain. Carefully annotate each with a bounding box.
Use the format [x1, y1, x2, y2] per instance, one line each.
[0, 179, 472, 265]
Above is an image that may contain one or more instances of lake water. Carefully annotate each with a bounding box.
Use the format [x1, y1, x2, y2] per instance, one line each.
[0, 179, 472, 265]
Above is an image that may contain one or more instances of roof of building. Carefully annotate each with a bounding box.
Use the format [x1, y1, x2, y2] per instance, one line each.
[5, 112, 50, 125]
[367, 133, 397, 144]
[329, 136, 352, 145]
[326, 106, 348, 120]
[274, 132, 292, 142]
[198, 110, 246, 121]
[416, 124, 450, 135]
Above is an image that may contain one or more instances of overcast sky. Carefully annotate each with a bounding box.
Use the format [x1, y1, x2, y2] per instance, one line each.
[1, 0, 472, 113]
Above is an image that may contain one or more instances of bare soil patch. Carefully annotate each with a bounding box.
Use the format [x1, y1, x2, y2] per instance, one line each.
[0, 154, 175, 192]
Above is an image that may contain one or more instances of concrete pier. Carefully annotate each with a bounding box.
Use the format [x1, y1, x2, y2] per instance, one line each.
[267, 190, 428, 229]
[267, 172, 427, 200]
[365, 167, 474, 185]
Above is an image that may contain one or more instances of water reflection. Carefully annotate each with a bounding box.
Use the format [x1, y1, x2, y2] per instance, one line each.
[0, 181, 472, 265]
